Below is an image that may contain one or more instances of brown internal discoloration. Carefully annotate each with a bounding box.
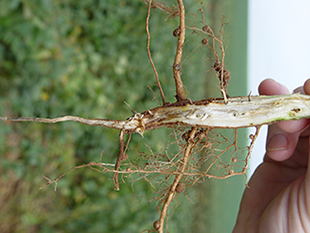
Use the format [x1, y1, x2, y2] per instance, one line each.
[291, 108, 301, 113]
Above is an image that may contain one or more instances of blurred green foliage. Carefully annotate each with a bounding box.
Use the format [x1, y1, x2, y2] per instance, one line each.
[0, 0, 225, 232]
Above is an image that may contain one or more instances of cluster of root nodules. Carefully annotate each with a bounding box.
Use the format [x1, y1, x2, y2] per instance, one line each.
[40, 127, 259, 190]
[146, 127, 257, 181]
[119, 126, 259, 231]
[39, 125, 260, 231]
[54, 128, 258, 184]
[186, 4, 231, 101]
[111, 127, 254, 187]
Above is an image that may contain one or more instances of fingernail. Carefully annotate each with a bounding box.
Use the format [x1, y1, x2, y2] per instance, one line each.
[267, 134, 289, 151]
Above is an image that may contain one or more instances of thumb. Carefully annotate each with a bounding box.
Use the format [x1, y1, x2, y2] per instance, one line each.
[266, 124, 300, 161]
[304, 78, 310, 94]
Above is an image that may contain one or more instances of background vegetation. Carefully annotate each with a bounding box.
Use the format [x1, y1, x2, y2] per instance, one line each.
[0, 0, 247, 232]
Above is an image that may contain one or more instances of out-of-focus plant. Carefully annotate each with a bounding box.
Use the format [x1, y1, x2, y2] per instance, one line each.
[0, 0, 215, 232]
[1, 0, 289, 232]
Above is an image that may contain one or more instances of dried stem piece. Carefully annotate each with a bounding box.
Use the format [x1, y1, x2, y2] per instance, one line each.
[173, 0, 186, 102]
[2, 94, 310, 131]
[146, 0, 167, 105]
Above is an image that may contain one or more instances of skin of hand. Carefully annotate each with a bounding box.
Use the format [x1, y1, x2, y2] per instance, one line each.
[233, 79, 310, 233]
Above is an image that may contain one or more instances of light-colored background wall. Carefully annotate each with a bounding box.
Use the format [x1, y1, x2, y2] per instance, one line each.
[248, 0, 310, 176]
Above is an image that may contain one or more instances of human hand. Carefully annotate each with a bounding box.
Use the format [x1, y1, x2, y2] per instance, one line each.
[233, 79, 310, 233]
